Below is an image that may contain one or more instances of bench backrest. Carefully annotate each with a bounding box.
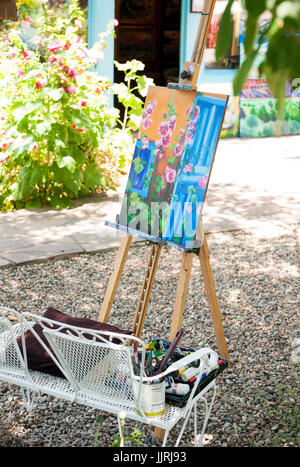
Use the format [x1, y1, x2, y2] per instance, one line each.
[24, 312, 147, 412]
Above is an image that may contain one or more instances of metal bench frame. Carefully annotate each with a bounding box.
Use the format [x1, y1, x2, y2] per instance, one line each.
[0, 306, 218, 447]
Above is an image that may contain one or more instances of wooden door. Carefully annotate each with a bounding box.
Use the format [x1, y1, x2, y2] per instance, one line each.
[115, 0, 181, 87]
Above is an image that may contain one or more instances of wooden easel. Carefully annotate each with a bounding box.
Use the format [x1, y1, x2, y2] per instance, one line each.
[98, 0, 229, 441]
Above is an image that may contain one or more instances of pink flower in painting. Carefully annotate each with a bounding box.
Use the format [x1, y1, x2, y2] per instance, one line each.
[188, 120, 194, 129]
[169, 115, 176, 132]
[165, 166, 176, 184]
[187, 130, 194, 146]
[193, 105, 200, 122]
[60, 86, 67, 92]
[18, 70, 24, 77]
[199, 175, 208, 188]
[23, 51, 29, 59]
[183, 163, 193, 173]
[35, 81, 43, 90]
[85, 152, 90, 158]
[142, 118, 152, 129]
[81, 100, 88, 107]
[158, 121, 170, 138]
[187, 204, 193, 214]
[142, 138, 149, 149]
[155, 149, 164, 159]
[174, 144, 182, 156]
[161, 134, 171, 148]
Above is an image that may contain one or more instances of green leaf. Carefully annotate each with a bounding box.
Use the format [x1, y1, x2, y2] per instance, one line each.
[48, 88, 64, 102]
[215, 0, 234, 62]
[25, 198, 42, 210]
[233, 49, 259, 95]
[244, 15, 259, 55]
[84, 163, 104, 189]
[56, 155, 77, 173]
[5, 135, 34, 158]
[64, 108, 93, 129]
[10, 180, 33, 201]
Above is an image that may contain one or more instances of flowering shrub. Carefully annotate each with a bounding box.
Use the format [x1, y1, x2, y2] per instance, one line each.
[0, 0, 150, 212]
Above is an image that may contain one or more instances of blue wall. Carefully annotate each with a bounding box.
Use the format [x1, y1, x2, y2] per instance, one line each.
[88, 0, 115, 84]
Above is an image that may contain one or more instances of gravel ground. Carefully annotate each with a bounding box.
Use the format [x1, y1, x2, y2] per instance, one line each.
[0, 224, 299, 448]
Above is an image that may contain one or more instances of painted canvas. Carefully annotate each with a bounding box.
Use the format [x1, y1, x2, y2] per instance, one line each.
[117, 86, 228, 251]
[221, 96, 240, 138]
[239, 98, 300, 138]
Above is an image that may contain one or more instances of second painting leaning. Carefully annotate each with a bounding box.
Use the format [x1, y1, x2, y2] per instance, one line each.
[119, 85, 228, 250]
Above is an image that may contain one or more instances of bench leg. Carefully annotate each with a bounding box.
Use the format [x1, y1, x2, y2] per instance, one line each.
[21, 388, 37, 412]
[195, 384, 217, 447]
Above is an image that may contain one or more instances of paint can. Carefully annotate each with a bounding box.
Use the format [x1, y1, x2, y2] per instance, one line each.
[134, 378, 165, 417]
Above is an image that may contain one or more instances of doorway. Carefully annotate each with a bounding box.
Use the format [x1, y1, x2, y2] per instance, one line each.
[114, 0, 182, 87]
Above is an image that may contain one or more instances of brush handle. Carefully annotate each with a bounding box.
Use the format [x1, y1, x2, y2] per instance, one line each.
[152, 328, 184, 376]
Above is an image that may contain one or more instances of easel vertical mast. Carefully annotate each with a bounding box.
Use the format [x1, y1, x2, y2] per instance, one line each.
[179, 0, 217, 89]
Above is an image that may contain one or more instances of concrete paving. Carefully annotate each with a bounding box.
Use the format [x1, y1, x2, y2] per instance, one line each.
[0, 135, 299, 267]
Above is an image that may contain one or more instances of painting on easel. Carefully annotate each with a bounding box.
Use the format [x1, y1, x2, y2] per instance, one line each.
[118, 86, 228, 250]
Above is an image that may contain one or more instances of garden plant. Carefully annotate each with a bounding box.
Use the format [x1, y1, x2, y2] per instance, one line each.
[0, 0, 153, 212]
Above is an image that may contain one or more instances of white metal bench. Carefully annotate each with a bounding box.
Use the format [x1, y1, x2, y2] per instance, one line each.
[0, 306, 220, 447]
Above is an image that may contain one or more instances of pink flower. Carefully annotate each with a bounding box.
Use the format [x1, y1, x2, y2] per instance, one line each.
[142, 118, 152, 130]
[161, 134, 171, 148]
[75, 19, 82, 29]
[35, 81, 43, 90]
[48, 55, 57, 63]
[187, 204, 192, 214]
[60, 86, 66, 92]
[67, 68, 77, 79]
[81, 100, 87, 107]
[165, 166, 176, 183]
[32, 143, 39, 150]
[18, 70, 24, 77]
[155, 149, 164, 159]
[142, 138, 149, 149]
[48, 40, 62, 53]
[193, 105, 200, 122]
[68, 84, 76, 94]
[95, 87, 101, 94]
[1, 142, 8, 150]
[23, 51, 29, 59]
[85, 152, 90, 158]
[169, 115, 177, 132]
[0, 155, 8, 163]
[183, 163, 193, 173]
[158, 121, 170, 138]
[199, 175, 208, 188]
[174, 144, 183, 156]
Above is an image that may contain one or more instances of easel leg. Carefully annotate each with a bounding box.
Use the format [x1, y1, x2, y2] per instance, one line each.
[169, 252, 194, 340]
[154, 252, 193, 444]
[132, 243, 162, 338]
[199, 235, 229, 361]
[98, 234, 132, 323]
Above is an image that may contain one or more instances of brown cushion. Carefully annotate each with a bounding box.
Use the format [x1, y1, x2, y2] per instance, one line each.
[17, 307, 133, 378]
